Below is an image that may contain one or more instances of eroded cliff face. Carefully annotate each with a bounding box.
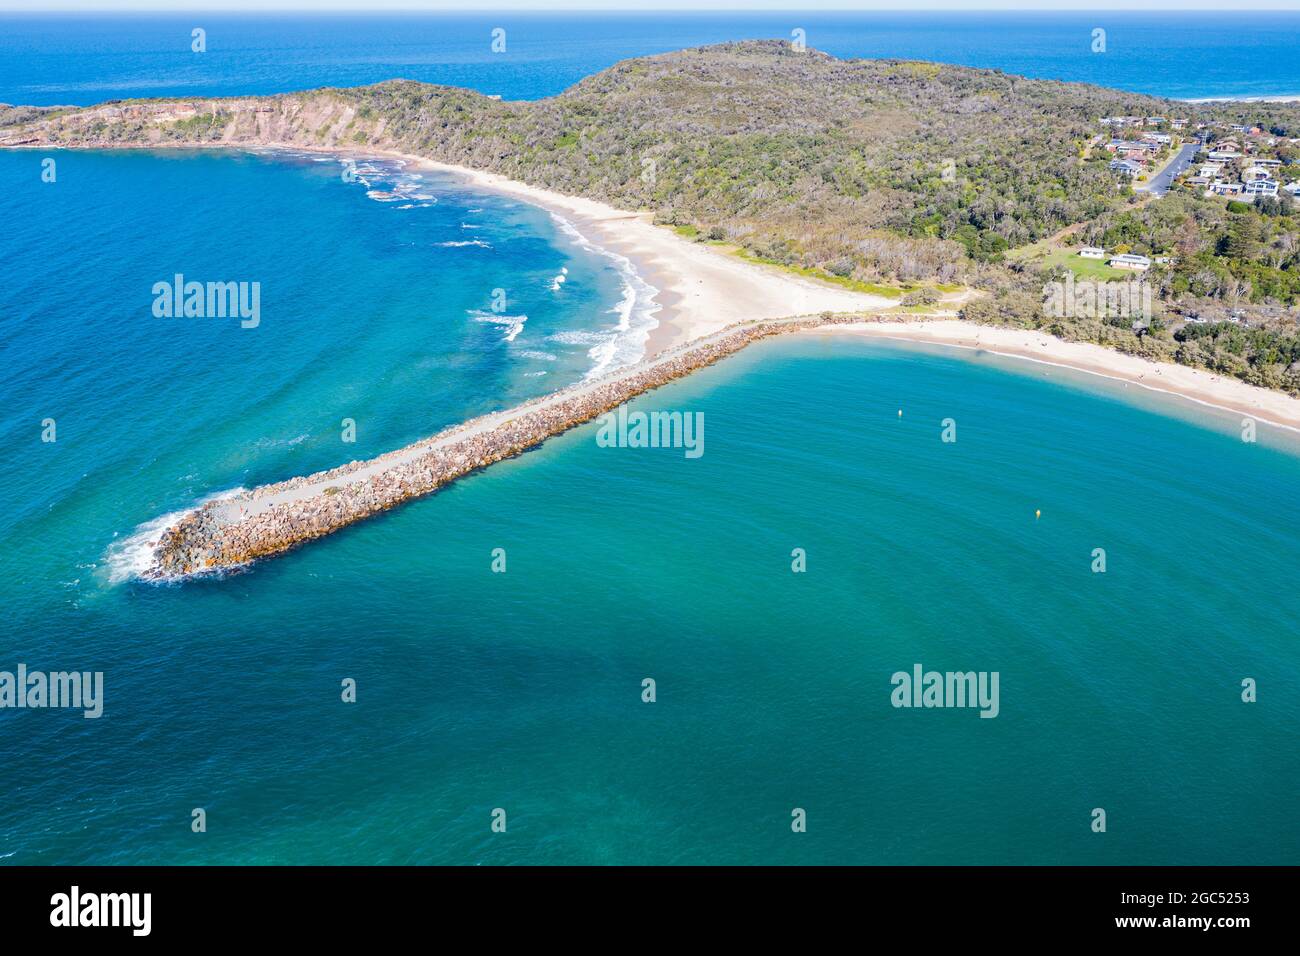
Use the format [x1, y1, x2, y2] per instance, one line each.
[2, 91, 392, 151]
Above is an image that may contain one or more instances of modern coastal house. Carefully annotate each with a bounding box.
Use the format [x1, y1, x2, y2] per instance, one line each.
[1109, 158, 1142, 178]
[1108, 139, 1158, 154]
[1244, 179, 1279, 199]
[1209, 181, 1245, 196]
[1108, 253, 1152, 271]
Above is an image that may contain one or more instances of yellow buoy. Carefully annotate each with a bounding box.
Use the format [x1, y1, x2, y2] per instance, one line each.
[897, 409, 903, 418]
[1035, 509, 1041, 520]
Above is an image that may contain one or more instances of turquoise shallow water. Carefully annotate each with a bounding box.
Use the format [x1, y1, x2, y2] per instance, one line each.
[1, 146, 1297, 868]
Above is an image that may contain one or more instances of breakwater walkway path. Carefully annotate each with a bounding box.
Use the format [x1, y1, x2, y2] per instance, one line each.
[148, 311, 880, 578]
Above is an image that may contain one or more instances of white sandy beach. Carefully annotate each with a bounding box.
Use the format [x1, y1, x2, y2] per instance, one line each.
[12, 136, 893, 357]
[806, 320, 1300, 433]
[384, 151, 894, 354]
[333, 149, 1300, 437]
[235, 142, 900, 357]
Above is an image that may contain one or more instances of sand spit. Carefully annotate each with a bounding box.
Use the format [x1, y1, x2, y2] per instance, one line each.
[149, 311, 872, 578]
[808, 320, 1300, 433]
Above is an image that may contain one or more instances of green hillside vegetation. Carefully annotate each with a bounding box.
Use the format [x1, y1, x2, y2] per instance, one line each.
[3, 41, 1298, 391]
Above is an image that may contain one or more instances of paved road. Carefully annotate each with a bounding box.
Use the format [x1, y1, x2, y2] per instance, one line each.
[1139, 141, 1201, 197]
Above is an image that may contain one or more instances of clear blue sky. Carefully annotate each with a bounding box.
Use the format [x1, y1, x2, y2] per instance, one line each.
[5, 1, 1299, 11]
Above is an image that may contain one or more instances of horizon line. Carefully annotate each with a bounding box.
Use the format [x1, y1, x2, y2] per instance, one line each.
[5, 5, 1300, 13]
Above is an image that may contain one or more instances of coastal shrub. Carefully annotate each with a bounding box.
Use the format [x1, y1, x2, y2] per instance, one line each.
[901, 288, 941, 307]
[825, 256, 854, 278]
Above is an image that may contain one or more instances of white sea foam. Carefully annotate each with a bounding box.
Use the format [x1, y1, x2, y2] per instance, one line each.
[104, 487, 247, 585]
[548, 329, 605, 346]
[438, 239, 492, 248]
[253, 433, 309, 449]
[517, 349, 558, 362]
[547, 213, 660, 379]
[468, 309, 528, 342]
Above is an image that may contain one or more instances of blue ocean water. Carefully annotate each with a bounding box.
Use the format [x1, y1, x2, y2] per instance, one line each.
[0, 146, 652, 587]
[2, 11, 1300, 105]
[2, 16, 1300, 866]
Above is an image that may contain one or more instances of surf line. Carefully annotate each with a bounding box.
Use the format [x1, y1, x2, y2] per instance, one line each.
[145, 311, 876, 579]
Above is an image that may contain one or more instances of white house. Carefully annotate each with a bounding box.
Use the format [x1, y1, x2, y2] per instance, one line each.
[1109, 139, 1157, 153]
[1109, 159, 1142, 177]
[1109, 254, 1152, 271]
[1284, 181, 1300, 196]
[1209, 181, 1245, 196]
[1244, 179, 1279, 198]
[1079, 247, 1106, 259]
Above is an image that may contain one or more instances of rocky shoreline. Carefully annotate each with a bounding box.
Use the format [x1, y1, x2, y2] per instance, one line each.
[149, 311, 887, 579]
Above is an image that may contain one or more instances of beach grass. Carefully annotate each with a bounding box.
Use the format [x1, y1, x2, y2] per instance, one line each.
[731, 248, 907, 298]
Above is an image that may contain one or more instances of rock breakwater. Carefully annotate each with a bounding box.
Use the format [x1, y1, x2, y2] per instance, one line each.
[148, 312, 882, 578]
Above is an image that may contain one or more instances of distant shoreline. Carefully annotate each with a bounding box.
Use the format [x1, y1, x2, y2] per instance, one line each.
[1180, 94, 1300, 103]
